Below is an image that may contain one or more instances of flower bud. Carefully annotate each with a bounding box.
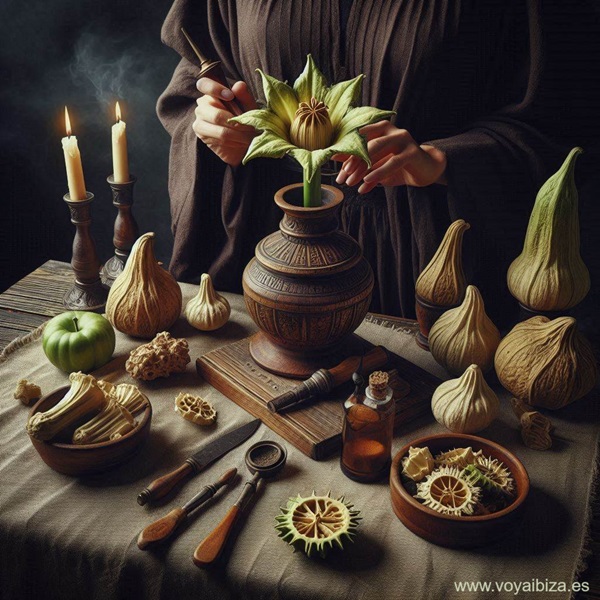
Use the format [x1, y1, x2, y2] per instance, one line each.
[289, 97, 334, 150]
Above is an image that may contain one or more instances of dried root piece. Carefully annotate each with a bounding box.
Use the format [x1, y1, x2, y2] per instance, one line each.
[26, 372, 107, 441]
[474, 456, 515, 496]
[275, 492, 361, 558]
[401, 446, 434, 482]
[14, 379, 42, 406]
[511, 398, 553, 451]
[415, 466, 481, 516]
[434, 447, 482, 469]
[73, 401, 136, 444]
[174, 392, 217, 425]
[126, 332, 190, 381]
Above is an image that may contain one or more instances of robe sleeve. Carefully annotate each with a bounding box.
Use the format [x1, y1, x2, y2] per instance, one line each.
[421, 0, 600, 323]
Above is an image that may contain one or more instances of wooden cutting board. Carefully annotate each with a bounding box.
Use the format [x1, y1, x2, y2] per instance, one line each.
[196, 335, 441, 460]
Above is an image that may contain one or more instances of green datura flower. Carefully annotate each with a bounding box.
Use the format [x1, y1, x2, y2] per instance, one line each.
[230, 55, 395, 205]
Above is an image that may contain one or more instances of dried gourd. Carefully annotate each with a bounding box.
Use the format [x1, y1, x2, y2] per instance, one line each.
[97, 381, 149, 414]
[14, 379, 42, 405]
[401, 446, 435, 482]
[415, 466, 480, 516]
[174, 392, 217, 425]
[507, 148, 590, 311]
[495, 316, 597, 410]
[126, 332, 190, 381]
[431, 364, 499, 433]
[26, 372, 107, 441]
[429, 285, 501, 375]
[415, 219, 470, 306]
[185, 273, 231, 331]
[72, 401, 136, 444]
[434, 447, 482, 469]
[106, 232, 182, 338]
[275, 492, 361, 558]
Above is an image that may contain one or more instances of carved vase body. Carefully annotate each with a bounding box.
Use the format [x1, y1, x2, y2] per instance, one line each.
[243, 184, 374, 378]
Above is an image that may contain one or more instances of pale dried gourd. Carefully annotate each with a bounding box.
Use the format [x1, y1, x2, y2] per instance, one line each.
[401, 446, 435, 482]
[72, 401, 136, 444]
[26, 372, 107, 441]
[415, 219, 470, 306]
[431, 364, 499, 433]
[415, 466, 481, 516]
[106, 233, 182, 338]
[275, 492, 361, 558]
[507, 147, 590, 311]
[429, 285, 501, 375]
[126, 332, 190, 381]
[14, 379, 42, 405]
[174, 392, 217, 425]
[185, 273, 230, 331]
[495, 316, 597, 410]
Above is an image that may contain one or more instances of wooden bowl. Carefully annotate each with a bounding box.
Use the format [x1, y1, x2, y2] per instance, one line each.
[390, 433, 529, 548]
[28, 386, 152, 476]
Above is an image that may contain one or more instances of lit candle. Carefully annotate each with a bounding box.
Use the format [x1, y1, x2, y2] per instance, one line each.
[112, 102, 130, 183]
[61, 107, 87, 201]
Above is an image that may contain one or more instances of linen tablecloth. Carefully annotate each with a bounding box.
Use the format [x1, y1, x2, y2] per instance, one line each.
[0, 285, 598, 600]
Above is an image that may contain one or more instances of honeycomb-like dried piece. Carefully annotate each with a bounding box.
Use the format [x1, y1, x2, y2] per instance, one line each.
[126, 332, 190, 381]
[401, 446, 434, 482]
[510, 398, 553, 451]
[415, 466, 481, 516]
[72, 400, 136, 444]
[174, 392, 216, 425]
[14, 379, 42, 405]
[434, 447, 482, 469]
[275, 492, 361, 558]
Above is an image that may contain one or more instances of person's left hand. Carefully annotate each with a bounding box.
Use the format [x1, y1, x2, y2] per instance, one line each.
[335, 121, 447, 193]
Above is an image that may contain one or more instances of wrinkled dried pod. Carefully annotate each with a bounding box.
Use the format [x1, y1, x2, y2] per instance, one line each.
[429, 285, 501, 375]
[510, 398, 553, 450]
[174, 392, 217, 425]
[184, 273, 230, 331]
[495, 316, 597, 409]
[26, 372, 107, 440]
[14, 379, 42, 405]
[507, 148, 590, 311]
[434, 447, 482, 469]
[73, 401, 136, 444]
[126, 332, 190, 381]
[106, 233, 182, 338]
[415, 219, 470, 306]
[401, 446, 435, 482]
[431, 364, 499, 433]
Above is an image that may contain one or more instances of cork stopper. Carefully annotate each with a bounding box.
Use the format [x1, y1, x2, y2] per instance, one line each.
[368, 371, 389, 400]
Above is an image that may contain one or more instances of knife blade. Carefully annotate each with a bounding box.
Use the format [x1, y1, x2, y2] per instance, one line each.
[137, 419, 261, 506]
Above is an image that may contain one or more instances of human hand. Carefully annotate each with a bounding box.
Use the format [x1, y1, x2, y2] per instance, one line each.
[193, 78, 258, 166]
[334, 121, 447, 193]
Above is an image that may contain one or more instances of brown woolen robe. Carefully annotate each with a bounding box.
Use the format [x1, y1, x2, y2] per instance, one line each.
[157, 0, 600, 327]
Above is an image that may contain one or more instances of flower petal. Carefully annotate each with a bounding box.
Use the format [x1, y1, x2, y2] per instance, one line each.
[230, 109, 289, 140]
[324, 75, 364, 128]
[242, 130, 297, 164]
[293, 55, 328, 104]
[290, 147, 333, 182]
[329, 130, 371, 168]
[256, 70, 298, 126]
[336, 107, 396, 141]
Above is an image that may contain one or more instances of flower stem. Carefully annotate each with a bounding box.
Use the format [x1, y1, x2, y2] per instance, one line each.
[303, 168, 322, 207]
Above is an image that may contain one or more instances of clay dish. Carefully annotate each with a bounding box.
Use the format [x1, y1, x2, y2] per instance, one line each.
[28, 385, 152, 476]
[390, 433, 529, 548]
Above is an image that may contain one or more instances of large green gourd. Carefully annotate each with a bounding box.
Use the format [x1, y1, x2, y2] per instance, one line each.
[507, 147, 590, 311]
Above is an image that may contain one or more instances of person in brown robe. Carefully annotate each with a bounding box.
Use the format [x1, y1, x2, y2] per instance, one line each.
[157, 0, 600, 328]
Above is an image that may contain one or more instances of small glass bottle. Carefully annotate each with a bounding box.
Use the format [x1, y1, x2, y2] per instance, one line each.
[340, 371, 395, 482]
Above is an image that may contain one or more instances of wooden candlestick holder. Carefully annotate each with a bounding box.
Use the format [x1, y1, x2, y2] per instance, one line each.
[63, 192, 108, 311]
[101, 175, 139, 286]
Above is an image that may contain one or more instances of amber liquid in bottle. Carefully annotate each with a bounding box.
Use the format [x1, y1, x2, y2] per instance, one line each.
[340, 371, 394, 482]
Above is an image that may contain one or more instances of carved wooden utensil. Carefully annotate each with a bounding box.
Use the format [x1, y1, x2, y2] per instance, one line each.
[137, 468, 237, 550]
[193, 441, 287, 567]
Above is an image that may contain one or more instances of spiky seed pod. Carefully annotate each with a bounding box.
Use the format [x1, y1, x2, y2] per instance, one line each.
[289, 98, 334, 151]
[415, 466, 481, 516]
[275, 491, 361, 558]
[473, 456, 515, 495]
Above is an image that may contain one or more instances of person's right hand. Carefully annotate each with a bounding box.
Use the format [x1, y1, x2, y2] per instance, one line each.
[193, 78, 258, 166]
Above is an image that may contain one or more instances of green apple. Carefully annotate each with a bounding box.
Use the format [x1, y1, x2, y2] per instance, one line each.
[42, 311, 116, 373]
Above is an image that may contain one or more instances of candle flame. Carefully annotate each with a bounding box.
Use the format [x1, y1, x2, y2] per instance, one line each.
[115, 101, 122, 123]
[65, 106, 72, 137]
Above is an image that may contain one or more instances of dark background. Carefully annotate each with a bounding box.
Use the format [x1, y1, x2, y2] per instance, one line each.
[0, 0, 178, 292]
